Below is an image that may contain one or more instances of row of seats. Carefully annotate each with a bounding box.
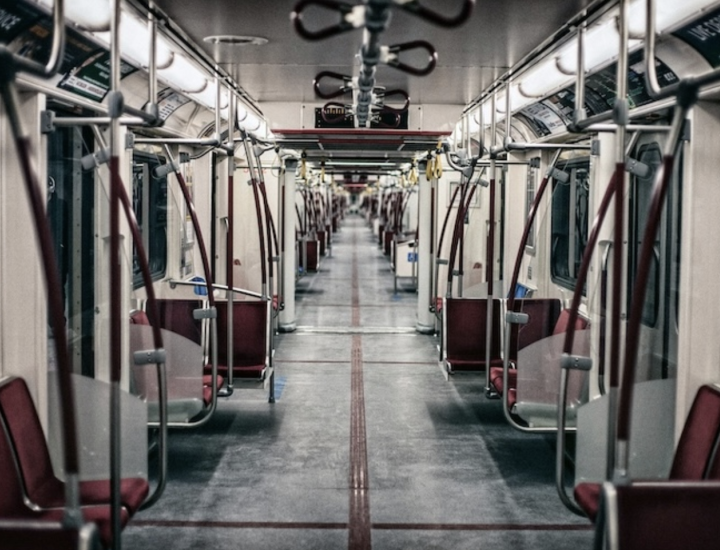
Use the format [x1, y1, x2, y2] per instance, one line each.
[0, 376, 149, 547]
[435, 298, 587, 430]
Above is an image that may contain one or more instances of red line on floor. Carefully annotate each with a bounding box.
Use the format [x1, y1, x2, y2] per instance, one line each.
[130, 519, 591, 532]
[349, 230, 371, 550]
[372, 523, 593, 531]
[131, 520, 348, 530]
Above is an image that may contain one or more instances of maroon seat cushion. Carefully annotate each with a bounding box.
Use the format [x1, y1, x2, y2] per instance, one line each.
[489, 367, 517, 395]
[669, 384, 720, 479]
[445, 298, 502, 371]
[574, 385, 720, 521]
[574, 482, 601, 521]
[0, 377, 148, 515]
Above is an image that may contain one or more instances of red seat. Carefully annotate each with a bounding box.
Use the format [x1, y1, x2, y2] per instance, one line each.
[132, 308, 224, 405]
[444, 298, 502, 372]
[490, 367, 517, 395]
[575, 384, 720, 521]
[0, 378, 131, 549]
[490, 303, 584, 396]
[0, 377, 148, 516]
[210, 300, 268, 379]
[602, 482, 720, 549]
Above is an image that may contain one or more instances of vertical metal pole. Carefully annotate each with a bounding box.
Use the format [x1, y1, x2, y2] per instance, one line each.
[280, 159, 298, 331]
[224, 91, 235, 394]
[416, 171, 435, 333]
[108, 0, 123, 546]
[146, 4, 159, 121]
[485, 91, 498, 392]
[609, 0, 629, 482]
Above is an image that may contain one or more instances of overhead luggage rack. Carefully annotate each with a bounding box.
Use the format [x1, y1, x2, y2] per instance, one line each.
[273, 128, 450, 162]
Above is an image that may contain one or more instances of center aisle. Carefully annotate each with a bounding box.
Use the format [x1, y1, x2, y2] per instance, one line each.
[124, 215, 593, 550]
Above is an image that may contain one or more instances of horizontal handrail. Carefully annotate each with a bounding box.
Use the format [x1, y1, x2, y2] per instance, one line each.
[169, 279, 267, 301]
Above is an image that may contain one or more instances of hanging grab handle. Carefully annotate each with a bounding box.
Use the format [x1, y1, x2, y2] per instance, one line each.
[372, 109, 402, 128]
[321, 101, 351, 123]
[377, 89, 410, 113]
[394, 0, 475, 28]
[291, 0, 362, 41]
[383, 41, 437, 76]
[314, 71, 353, 99]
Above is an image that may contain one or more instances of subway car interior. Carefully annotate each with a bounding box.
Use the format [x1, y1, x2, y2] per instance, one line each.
[2, 0, 720, 548]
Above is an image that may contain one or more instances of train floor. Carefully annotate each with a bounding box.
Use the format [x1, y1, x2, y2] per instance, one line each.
[124, 215, 594, 549]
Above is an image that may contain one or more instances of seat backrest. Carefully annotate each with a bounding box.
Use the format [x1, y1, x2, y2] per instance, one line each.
[669, 384, 720, 479]
[0, 403, 30, 516]
[156, 299, 202, 345]
[445, 298, 501, 361]
[552, 308, 589, 336]
[215, 301, 268, 366]
[509, 299, 562, 360]
[0, 377, 61, 510]
[129, 310, 150, 326]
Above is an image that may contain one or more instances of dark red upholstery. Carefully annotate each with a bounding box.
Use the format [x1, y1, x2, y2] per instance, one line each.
[0, 378, 148, 516]
[489, 367, 517, 395]
[575, 384, 720, 521]
[508, 299, 562, 363]
[669, 385, 720, 479]
[491, 303, 581, 396]
[444, 298, 502, 372]
[272, 295, 280, 312]
[210, 301, 268, 379]
[156, 299, 202, 345]
[574, 482, 601, 521]
[552, 308, 588, 336]
[611, 483, 720, 549]
[435, 297, 443, 314]
[131, 308, 223, 404]
[0, 379, 130, 549]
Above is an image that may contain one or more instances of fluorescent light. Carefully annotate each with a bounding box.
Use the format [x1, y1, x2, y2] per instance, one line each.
[93, 13, 174, 69]
[38, 0, 110, 31]
[241, 112, 261, 132]
[557, 18, 641, 74]
[518, 58, 572, 98]
[159, 53, 207, 93]
[236, 103, 248, 123]
[628, 0, 718, 36]
[190, 81, 229, 110]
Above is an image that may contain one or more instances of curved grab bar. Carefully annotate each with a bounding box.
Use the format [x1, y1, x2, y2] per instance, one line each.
[555, 166, 621, 517]
[373, 109, 402, 128]
[11, 0, 66, 78]
[171, 280, 267, 302]
[291, 0, 359, 41]
[0, 48, 82, 524]
[115, 175, 168, 510]
[384, 41, 437, 76]
[432, 183, 463, 309]
[158, 147, 219, 429]
[395, 0, 475, 28]
[506, 150, 562, 312]
[617, 87, 695, 467]
[314, 71, 353, 99]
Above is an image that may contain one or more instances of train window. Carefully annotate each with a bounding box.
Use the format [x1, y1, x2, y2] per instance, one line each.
[47, 125, 96, 377]
[550, 158, 590, 292]
[132, 151, 168, 288]
[628, 143, 662, 327]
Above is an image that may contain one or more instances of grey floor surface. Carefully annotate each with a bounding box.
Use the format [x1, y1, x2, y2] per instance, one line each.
[123, 215, 594, 549]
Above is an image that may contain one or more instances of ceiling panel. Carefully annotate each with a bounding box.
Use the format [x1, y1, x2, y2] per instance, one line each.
[149, 0, 595, 109]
